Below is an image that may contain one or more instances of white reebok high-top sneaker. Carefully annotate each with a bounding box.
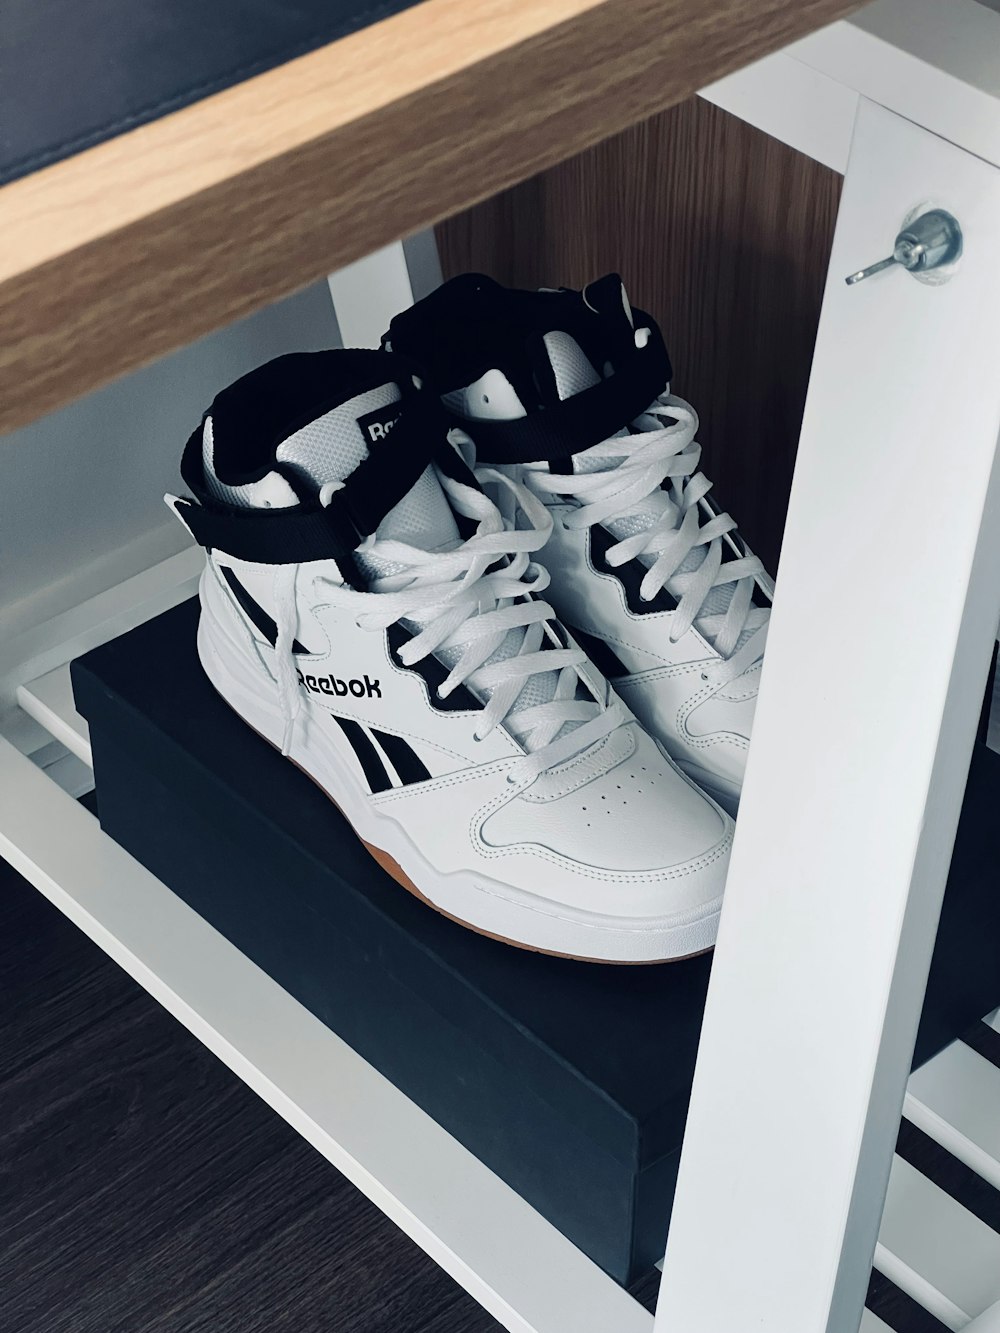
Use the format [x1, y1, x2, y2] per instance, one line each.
[167, 349, 733, 962]
[385, 276, 773, 816]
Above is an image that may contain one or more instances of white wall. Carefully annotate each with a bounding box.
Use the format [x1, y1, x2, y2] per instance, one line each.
[1, 280, 340, 636]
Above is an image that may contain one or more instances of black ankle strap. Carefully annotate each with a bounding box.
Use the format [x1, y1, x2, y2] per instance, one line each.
[175, 399, 448, 566]
[456, 325, 671, 464]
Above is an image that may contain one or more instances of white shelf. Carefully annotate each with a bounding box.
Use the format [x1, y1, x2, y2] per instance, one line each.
[17, 664, 92, 766]
[907, 1038, 1000, 1194]
[1, 543, 202, 758]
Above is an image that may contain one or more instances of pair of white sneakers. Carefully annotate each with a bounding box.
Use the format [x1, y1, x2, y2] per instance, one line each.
[168, 275, 772, 963]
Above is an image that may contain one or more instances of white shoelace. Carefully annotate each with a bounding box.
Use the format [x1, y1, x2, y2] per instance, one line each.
[497, 349, 772, 690]
[272, 466, 625, 786]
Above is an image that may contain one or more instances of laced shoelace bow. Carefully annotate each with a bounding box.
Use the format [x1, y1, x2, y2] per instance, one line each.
[489, 343, 771, 692]
[272, 466, 626, 785]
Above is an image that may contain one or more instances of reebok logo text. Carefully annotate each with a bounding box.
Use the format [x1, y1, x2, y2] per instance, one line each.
[356, 402, 402, 446]
[297, 669, 382, 699]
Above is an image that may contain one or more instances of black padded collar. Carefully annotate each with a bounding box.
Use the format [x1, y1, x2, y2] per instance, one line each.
[175, 391, 450, 567]
[454, 322, 671, 464]
[205, 349, 419, 490]
[384, 272, 672, 407]
[385, 273, 673, 461]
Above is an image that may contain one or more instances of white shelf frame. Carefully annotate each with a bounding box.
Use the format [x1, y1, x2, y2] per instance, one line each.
[5, 2, 1000, 1330]
[661, 5, 1000, 1324]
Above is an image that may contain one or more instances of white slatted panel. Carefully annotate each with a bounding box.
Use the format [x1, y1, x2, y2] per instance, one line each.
[17, 664, 91, 766]
[878, 1156, 1000, 1326]
[907, 1039, 1000, 1191]
[860, 1311, 895, 1333]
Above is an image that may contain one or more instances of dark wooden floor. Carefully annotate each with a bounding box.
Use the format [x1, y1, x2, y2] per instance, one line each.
[0, 855, 506, 1333]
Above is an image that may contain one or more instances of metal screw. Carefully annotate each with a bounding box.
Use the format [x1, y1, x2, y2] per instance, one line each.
[845, 208, 963, 286]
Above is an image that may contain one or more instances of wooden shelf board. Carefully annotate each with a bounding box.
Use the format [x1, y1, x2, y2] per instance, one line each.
[0, 0, 860, 433]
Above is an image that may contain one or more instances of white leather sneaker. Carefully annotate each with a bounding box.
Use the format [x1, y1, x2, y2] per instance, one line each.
[385, 275, 773, 815]
[168, 349, 733, 961]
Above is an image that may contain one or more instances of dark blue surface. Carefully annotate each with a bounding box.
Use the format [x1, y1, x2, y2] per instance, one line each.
[2, 0, 427, 185]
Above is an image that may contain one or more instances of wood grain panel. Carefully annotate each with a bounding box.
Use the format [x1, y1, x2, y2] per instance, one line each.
[437, 96, 843, 570]
[0, 0, 862, 433]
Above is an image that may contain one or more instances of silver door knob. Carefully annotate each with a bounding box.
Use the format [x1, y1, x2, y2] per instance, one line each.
[845, 208, 963, 285]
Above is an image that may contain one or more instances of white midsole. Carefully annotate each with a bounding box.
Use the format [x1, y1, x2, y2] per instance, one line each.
[197, 602, 721, 962]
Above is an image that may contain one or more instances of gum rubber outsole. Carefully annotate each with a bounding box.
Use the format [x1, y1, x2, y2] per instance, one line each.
[285, 743, 711, 966]
[225, 699, 712, 967]
[356, 822, 712, 966]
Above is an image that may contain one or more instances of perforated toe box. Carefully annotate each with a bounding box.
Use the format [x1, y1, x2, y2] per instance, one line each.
[480, 725, 732, 899]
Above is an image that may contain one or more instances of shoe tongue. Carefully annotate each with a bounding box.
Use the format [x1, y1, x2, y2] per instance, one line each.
[533, 330, 747, 644]
[541, 328, 601, 400]
[451, 275, 638, 472]
[536, 272, 635, 404]
[453, 287, 754, 656]
[275, 380, 459, 551]
[537, 330, 632, 473]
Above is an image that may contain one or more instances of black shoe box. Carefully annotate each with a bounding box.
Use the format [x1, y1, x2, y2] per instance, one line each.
[72, 602, 1000, 1284]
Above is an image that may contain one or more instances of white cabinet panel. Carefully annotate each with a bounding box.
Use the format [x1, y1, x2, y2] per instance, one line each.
[657, 98, 1000, 1333]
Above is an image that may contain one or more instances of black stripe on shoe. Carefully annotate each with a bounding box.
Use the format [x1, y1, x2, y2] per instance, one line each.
[570, 626, 630, 680]
[386, 622, 479, 713]
[335, 719, 392, 794]
[220, 566, 308, 653]
[370, 729, 432, 786]
[589, 525, 678, 616]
